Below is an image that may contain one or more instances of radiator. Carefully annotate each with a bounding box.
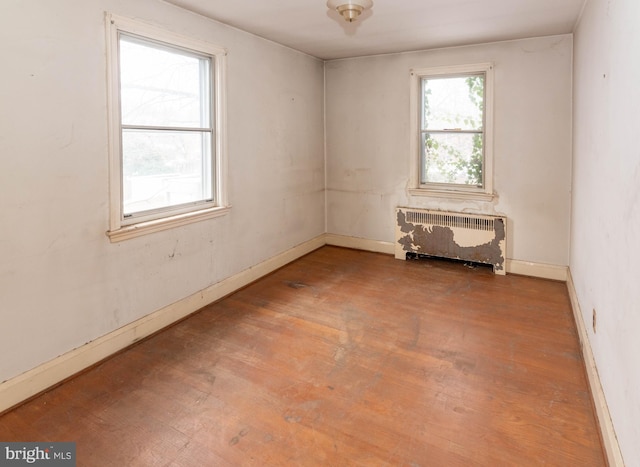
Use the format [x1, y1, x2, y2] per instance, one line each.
[395, 207, 507, 275]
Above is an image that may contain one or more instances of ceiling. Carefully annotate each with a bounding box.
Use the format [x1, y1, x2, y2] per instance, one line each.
[164, 0, 586, 60]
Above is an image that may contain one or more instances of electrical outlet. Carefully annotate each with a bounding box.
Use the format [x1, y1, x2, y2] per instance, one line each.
[592, 308, 597, 333]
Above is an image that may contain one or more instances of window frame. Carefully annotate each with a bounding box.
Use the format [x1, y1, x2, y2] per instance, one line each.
[105, 13, 229, 242]
[409, 63, 494, 201]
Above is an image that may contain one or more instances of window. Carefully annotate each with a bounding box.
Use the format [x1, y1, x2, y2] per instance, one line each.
[409, 63, 494, 200]
[106, 14, 228, 241]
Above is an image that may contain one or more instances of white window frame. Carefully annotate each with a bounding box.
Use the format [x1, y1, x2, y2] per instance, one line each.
[409, 63, 494, 201]
[105, 13, 229, 242]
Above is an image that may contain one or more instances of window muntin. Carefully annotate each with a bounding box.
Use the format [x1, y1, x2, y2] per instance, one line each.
[106, 14, 228, 240]
[410, 63, 493, 199]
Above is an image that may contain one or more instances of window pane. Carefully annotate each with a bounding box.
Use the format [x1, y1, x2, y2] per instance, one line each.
[422, 75, 484, 130]
[421, 132, 483, 185]
[122, 129, 212, 215]
[119, 36, 210, 128]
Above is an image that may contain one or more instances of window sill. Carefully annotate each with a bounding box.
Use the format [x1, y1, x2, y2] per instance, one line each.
[107, 205, 231, 243]
[408, 188, 495, 202]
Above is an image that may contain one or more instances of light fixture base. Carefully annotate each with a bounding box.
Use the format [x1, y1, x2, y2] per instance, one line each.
[327, 0, 373, 23]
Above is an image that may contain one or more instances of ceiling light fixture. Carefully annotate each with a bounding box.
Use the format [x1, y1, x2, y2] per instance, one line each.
[327, 0, 373, 23]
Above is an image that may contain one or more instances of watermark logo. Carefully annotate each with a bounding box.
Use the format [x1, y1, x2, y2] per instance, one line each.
[0, 443, 75, 466]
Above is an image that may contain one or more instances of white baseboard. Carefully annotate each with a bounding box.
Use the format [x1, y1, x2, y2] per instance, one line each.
[0, 230, 593, 431]
[506, 259, 568, 281]
[567, 271, 624, 467]
[324, 233, 395, 255]
[325, 234, 567, 282]
[0, 235, 325, 414]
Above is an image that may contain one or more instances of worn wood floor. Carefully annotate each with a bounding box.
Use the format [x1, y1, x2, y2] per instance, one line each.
[0, 246, 605, 466]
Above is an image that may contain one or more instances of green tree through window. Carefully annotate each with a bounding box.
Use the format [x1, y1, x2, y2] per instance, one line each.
[421, 74, 485, 187]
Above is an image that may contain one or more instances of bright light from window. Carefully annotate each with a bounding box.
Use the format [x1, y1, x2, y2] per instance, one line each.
[119, 35, 213, 217]
[420, 74, 485, 187]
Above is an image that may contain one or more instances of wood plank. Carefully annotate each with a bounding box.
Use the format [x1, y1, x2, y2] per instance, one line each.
[0, 246, 605, 466]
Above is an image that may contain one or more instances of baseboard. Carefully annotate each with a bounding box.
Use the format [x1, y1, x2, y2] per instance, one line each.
[0, 235, 325, 414]
[0, 233, 583, 417]
[567, 270, 625, 466]
[324, 233, 395, 255]
[506, 259, 568, 281]
[325, 234, 567, 281]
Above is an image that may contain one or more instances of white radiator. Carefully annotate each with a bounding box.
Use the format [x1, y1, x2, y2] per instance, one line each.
[395, 207, 507, 275]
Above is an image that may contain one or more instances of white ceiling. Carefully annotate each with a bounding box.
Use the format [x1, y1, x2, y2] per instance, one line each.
[164, 0, 586, 60]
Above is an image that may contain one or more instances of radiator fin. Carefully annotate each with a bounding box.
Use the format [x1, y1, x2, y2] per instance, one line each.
[405, 211, 494, 232]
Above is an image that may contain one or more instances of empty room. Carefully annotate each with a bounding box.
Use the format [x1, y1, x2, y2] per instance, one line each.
[0, 0, 638, 465]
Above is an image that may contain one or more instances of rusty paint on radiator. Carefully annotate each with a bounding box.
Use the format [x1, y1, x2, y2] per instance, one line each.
[396, 210, 506, 273]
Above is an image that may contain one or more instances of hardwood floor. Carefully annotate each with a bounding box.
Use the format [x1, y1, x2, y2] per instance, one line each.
[0, 246, 605, 466]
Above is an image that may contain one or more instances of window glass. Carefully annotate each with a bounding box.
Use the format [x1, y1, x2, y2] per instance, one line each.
[118, 35, 213, 218]
[120, 37, 210, 128]
[421, 74, 485, 187]
[122, 130, 211, 215]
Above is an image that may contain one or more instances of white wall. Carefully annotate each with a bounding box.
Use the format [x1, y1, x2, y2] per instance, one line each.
[325, 36, 573, 266]
[1, 4, 634, 463]
[572, 0, 640, 464]
[0, 1, 324, 383]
